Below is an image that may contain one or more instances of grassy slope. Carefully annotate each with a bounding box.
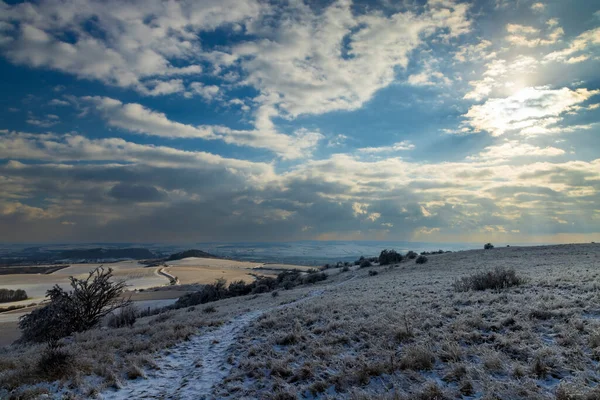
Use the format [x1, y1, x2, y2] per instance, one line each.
[1, 244, 599, 399]
[216, 243, 600, 399]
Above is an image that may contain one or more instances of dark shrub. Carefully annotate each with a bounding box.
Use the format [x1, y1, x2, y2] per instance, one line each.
[360, 260, 372, 268]
[368, 270, 378, 276]
[341, 265, 350, 272]
[302, 271, 327, 285]
[174, 268, 326, 309]
[175, 278, 229, 307]
[107, 303, 137, 328]
[271, 291, 279, 297]
[484, 243, 494, 250]
[406, 251, 418, 259]
[252, 284, 271, 294]
[453, 267, 524, 292]
[277, 270, 302, 285]
[415, 255, 428, 264]
[0, 289, 28, 303]
[378, 249, 403, 265]
[19, 267, 127, 344]
[203, 305, 216, 313]
[228, 280, 252, 297]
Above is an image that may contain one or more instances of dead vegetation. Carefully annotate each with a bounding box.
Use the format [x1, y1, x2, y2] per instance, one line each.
[453, 267, 525, 292]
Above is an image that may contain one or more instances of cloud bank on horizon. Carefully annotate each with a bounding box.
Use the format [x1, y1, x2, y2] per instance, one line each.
[0, 0, 598, 243]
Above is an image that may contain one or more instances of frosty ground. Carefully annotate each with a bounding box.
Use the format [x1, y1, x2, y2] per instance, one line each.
[1, 243, 600, 399]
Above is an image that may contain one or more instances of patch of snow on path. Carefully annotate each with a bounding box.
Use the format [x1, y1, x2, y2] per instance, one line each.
[101, 276, 354, 399]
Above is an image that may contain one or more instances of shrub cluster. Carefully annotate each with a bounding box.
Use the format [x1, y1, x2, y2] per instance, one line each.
[406, 251, 418, 259]
[354, 256, 377, 266]
[378, 249, 403, 265]
[0, 289, 28, 303]
[321, 261, 352, 270]
[484, 243, 494, 250]
[420, 249, 449, 255]
[453, 267, 524, 292]
[174, 270, 327, 308]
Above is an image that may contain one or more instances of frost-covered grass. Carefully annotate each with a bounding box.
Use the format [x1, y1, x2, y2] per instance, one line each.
[215, 243, 600, 399]
[1, 244, 599, 399]
[0, 285, 313, 399]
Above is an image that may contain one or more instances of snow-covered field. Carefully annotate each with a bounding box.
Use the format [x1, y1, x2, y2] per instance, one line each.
[0, 261, 169, 304]
[1, 244, 599, 399]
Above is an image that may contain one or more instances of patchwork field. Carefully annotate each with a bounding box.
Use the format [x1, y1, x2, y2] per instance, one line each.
[0, 257, 311, 346]
[1, 244, 599, 399]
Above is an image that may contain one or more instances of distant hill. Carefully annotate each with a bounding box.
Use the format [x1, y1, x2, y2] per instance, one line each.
[166, 249, 217, 261]
[57, 248, 156, 260]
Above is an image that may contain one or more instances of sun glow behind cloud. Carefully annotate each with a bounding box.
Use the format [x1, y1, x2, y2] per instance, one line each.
[0, 0, 598, 243]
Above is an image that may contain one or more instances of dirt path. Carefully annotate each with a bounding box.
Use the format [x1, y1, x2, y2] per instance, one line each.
[101, 276, 354, 399]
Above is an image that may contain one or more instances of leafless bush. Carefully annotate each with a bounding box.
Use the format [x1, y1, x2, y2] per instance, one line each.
[19, 267, 128, 344]
[453, 267, 524, 292]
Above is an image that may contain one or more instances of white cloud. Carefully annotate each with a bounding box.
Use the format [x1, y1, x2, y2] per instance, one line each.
[463, 56, 538, 101]
[468, 140, 565, 161]
[229, 0, 470, 119]
[454, 39, 495, 62]
[0, 0, 262, 94]
[505, 23, 563, 47]
[0, 130, 274, 181]
[359, 141, 415, 153]
[186, 82, 220, 102]
[26, 113, 59, 127]
[407, 68, 451, 87]
[463, 86, 599, 136]
[83, 96, 323, 159]
[544, 27, 600, 63]
[531, 3, 546, 12]
[49, 99, 70, 106]
[506, 24, 539, 35]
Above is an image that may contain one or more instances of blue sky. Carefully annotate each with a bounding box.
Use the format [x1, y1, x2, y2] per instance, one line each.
[0, 0, 599, 243]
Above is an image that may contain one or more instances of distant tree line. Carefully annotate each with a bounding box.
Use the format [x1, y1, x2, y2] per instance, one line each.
[0, 289, 28, 303]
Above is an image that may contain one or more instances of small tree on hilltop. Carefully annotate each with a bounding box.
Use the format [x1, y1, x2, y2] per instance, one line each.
[19, 267, 128, 345]
[484, 243, 494, 250]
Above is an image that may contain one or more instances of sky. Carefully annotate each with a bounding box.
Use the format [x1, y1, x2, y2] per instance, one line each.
[0, 0, 599, 244]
